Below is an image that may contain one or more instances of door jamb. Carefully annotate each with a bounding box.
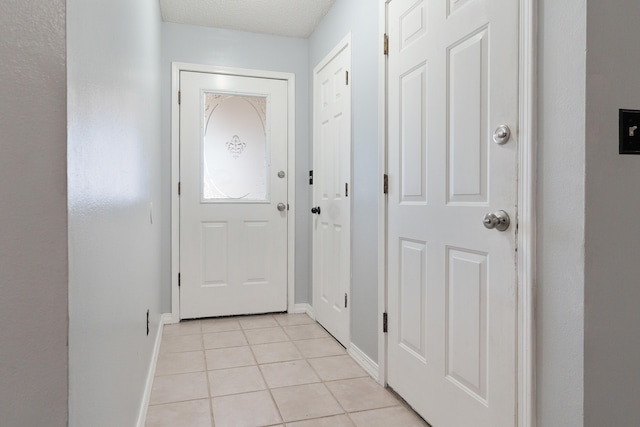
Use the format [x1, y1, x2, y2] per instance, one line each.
[170, 62, 297, 322]
[376, 2, 538, 427]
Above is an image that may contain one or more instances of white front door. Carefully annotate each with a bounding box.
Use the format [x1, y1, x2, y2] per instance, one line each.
[387, 0, 519, 426]
[312, 37, 352, 347]
[180, 71, 289, 319]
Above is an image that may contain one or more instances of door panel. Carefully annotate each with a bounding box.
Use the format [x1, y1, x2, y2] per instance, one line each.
[313, 39, 352, 346]
[399, 239, 427, 361]
[446, 247, 488, 401]
[448, 28, 488, 203]
[180, 71, 288, 319]
[202, 222, 228, 286]
[387, 0, 518, 425]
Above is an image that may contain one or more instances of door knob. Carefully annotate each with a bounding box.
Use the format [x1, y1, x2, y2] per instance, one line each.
[311, 206, 321, 215]
[277, 203, 286, 212]
[483, 210, 510, 231]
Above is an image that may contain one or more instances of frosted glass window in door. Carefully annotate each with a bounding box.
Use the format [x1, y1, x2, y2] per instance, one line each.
[202, 92, 269, 201]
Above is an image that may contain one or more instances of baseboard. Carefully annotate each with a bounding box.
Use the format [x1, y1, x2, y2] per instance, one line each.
[348, 343, 379, 382]
[136, 313, 171, 427]
[293, 303, 315, 319]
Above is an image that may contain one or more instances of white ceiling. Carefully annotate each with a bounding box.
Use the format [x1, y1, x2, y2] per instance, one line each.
[159, 0, 336, 38]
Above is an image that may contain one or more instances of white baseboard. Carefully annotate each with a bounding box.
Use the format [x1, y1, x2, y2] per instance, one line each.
[293, 303, 315, 319]
[166, 313, 179, 325]
[348, 343, 379, 382]
[136, 313, 171, 427]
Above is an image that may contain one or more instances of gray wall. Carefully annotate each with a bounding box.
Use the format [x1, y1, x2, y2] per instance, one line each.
[0, 1, 68, 425]
[67, 0, 163, 425]
[309, 0, 380, 361]
[160, 23, 311, 309]
[536, 0, 586, 425]
[585, 1, 640, 425]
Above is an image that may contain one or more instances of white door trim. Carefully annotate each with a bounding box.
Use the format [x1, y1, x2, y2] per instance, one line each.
[376, 2, 537, 427]
[516, 2, 538, 425]
[170, 62, 296, 322]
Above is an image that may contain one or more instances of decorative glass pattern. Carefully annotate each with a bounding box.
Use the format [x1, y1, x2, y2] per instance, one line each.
[202, 93, 268, 201]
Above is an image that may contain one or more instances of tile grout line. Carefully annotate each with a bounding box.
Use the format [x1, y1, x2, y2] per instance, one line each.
[199, 323, 216, 427]
[243, 314, 287, 426]
[276, 316, 351, 424]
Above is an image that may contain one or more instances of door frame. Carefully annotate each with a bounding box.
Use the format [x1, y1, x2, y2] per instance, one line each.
[170, 62, 296, 322]
[376, 2, 538, 427]
[311, 33, 353, 347]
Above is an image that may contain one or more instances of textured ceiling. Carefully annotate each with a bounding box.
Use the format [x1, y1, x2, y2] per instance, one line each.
[159, 0, 336, 38]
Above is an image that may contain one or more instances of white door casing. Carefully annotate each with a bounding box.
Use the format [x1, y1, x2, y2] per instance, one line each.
[386, 0, 521, 426]
[312, 35, 352, 347]
[179, 70, 289, 319]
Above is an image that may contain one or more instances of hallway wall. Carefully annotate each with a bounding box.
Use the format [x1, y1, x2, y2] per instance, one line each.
[0, 1, 68, 425]
[537, 0, 586, 425]
[160, 23, 311, 309]
[67, 0, 164, 425]
[584, 1, 640, 425]
[309, 0, 380, 362]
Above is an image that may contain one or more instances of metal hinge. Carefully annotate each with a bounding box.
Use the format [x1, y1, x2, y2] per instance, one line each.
[178, 182, 181, 195]
[178, 273, 181, 287]
[383, 174, 389, 194]
[309, 170, 313, 185]
[345, 70, 349, 85]
[383, 312, 388, 333]
[345, 183, 349, 197]
[383, 33, 389, 56]
[178, 91, 181, 105]
[344, 293, 348, 308]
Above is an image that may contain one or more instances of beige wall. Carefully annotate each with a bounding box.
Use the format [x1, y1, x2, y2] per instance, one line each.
[0, 1, 68, 425]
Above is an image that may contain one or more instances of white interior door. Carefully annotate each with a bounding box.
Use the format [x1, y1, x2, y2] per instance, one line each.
[312, 37, 352, 347]
[180, 71, 289, 319]
[387, 0, 519, 426]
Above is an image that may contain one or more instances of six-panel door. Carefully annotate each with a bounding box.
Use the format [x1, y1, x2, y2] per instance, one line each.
[387, 0, 519, 425]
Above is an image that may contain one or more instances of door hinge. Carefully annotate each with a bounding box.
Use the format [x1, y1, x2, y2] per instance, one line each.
[309, 170, 313, 185]
[345, 70, 349, 85]
[383, 312, 388, 333]
[178, 273, 181, 287]
[344, 293, 348, 308]
[383, 33, 389, 56]
[383, 174, 389, 194]
[345, 183, 349, 197]
[178, 91, 181, 105]
[178, 182, 181, 195]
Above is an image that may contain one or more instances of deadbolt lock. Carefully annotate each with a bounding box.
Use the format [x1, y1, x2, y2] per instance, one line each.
[493, 125, 512, 145]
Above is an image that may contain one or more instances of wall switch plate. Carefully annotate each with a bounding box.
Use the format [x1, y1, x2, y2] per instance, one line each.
[619, 109, 640, 154]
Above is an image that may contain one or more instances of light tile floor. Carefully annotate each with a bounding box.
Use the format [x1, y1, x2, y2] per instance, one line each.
[146, 313, 429, 427]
